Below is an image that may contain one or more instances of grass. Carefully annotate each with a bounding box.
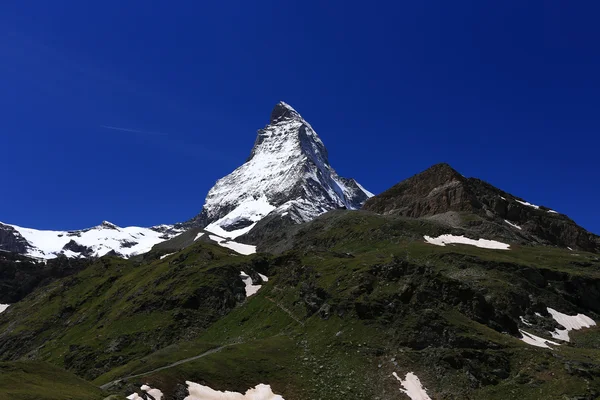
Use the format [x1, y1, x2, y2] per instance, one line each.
[0, 242, 250, 379]
[2, 210, 599, 399]
[0, 361, 103, 400]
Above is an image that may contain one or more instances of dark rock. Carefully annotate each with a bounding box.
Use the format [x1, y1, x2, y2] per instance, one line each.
[62, 240, 94, 257]
[363, 163, 600, 252]
[0, 223, 30, 254]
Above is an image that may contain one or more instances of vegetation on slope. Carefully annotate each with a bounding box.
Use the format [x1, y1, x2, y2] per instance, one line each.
[0, 242, 251, 380]
[0, 361, 103, 400]
[1, 211, 599, 399]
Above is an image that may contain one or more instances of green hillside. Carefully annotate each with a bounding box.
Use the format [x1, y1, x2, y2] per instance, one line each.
[1, 211, 598, 399]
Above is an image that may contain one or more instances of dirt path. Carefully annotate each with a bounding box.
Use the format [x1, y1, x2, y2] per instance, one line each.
[99, 343, 239, 390]
[266, 296, 305, 326]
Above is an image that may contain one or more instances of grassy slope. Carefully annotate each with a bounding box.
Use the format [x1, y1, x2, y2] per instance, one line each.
[0, 361, 103, 400]
[95, 212, 600, 399]
[2, 211, 600, 399]
[0, 242, 249, 380]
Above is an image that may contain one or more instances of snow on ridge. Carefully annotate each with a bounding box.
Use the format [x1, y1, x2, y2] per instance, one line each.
[0, 304, 9, 314]
[5, 221, 183, 259]
[515, 199, 540, 210]
[514, 199, 558, 214]
[392, 372, 432, 400]
[424, 234, 510, 250]
[355, 181, 375, 198]
[547, 307, 596, 342]
[277, 100, 298, 114]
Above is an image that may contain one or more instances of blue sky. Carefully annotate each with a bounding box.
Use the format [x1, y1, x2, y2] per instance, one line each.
[1, 1, 599, 233]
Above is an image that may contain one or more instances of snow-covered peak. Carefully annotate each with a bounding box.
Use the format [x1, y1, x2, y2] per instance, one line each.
[0, 221, 183, 259]
[189, 102, 373, 237]
[98, 220, 119, 230]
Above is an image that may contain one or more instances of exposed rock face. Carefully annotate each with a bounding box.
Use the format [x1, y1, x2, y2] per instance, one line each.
[184, 101, 372, 238]
[0, 223, 29, 254]
[0, 251, 92, 303]
[363, 163, 600, 252]
[363, 163, 476, 217]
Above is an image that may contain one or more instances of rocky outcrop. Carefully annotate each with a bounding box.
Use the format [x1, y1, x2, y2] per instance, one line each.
[363, 163, 476, 217]
[363, 163, 600, 252]
[0, 223, 30, 254]
[0, 252, 92, 303]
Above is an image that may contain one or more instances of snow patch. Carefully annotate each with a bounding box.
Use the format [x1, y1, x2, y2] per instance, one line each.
[205, 223, 256, 241]
[61, 250, 81, 258]
[520, 316, 532, 326]
[547, 307, 596, 342]
[392, 372, 432, 400]
[240, 272, 262, 297]
[424, 235, 510, 250]
[128, 384, 164, 400]
[205, 196, 275, 239]
[0, 304, 9, 314]
[184, 380, 284, 400]
[208, 235, 256, 256]
[515, 199, 540, 209]
[504, 220, 522, 230]
[519, 329, 560, 348]
[194, 232, 205, 241]
[258, 273, 269, 282]
[160, 253, 175, 260]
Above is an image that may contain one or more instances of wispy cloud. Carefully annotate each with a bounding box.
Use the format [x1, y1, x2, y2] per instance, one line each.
[101, 125, 167, 136]
[99, 124, 230, 163]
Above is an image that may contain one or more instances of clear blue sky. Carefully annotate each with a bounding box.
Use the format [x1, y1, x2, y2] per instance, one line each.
[1, 1, 599, 233]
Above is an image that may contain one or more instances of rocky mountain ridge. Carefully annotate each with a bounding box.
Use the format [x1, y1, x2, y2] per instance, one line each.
[1, 108, 598, 261]
[363, 163, 600, 253]
[0, 221, 183, 259]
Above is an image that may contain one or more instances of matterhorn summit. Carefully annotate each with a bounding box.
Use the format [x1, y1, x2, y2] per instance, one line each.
[188, 101, 373, 238]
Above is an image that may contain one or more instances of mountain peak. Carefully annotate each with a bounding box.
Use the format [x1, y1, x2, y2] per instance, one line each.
[270, 101, 301, 124]
[99, 221, 119, 230]
[421, 163, 464, 180]
[363, 163, 600, 252]
[186, 102, 373, 237]
[363, 163, 471, 217]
